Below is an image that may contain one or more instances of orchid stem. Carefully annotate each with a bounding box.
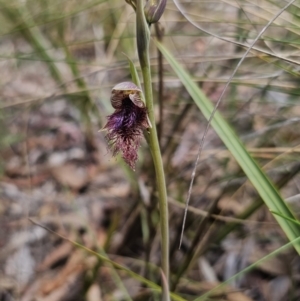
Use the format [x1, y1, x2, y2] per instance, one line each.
[136, 0, 169, 284]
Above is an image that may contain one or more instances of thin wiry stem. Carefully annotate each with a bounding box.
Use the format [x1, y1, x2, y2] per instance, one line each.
[177, 0, 297, 248]
[173, 0, 300, 66]
[195, 235, 300, 301]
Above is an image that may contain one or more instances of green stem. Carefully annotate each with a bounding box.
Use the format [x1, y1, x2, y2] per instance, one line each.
[144, 62, 169, 282]
[136, 0, 169, 283]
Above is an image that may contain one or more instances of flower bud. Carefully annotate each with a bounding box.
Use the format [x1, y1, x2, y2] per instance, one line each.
[103, 82, 151, 170]
[144, 0, 166, 24]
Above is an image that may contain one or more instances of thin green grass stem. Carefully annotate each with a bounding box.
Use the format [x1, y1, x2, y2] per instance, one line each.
[143, 61, 169, 282]
[1, 3, 64, 88]
[29, 219, 184, 301]
[156, 40, 300, 255]
[194, 235, 300, 301]
[136, 0, 169, 284]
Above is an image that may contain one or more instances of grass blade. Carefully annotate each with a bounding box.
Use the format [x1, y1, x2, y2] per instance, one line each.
[123, 53, 142, 89]
[194, 235, 300, 301]
[271, 211, 300, 226]
[156, 41, 300, 254]
[29, 219, 186, 301]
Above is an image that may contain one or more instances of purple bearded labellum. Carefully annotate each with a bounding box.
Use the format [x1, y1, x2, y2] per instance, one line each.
[103, 82, 151, 170]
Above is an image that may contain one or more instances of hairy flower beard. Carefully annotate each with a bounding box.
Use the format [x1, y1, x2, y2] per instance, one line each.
[104, 96, 149, 170]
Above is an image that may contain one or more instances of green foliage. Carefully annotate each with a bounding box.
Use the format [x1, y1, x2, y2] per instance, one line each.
[2, 0, 300, 300]
[156, 40, 300, 254]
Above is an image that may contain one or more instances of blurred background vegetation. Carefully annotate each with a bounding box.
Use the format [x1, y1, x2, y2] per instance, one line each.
[1, 0, 300, 300]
